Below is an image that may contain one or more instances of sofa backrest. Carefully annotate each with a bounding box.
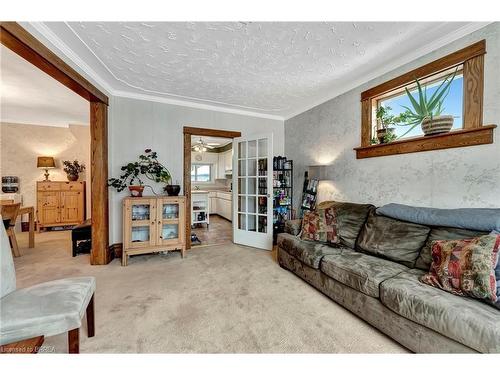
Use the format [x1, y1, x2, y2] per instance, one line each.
[317, 201, 374, 249]
[356, 210, 431, 268]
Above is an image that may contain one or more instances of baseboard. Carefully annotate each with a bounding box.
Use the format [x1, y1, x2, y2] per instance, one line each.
[109, 243, 123, 258]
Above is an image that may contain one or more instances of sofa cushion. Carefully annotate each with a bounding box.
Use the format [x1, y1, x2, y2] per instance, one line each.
[357, 211, 430, 267]
[284, 219, 302, 236]
[420, 234, 500, 304]
[415, 226, 488, 270]
[277, 233, 346, 269]
[320, 251, 408, 298]
[319, 201, 374, 249]
[300, 205, 339, 245]
[380, 269, 500, 353]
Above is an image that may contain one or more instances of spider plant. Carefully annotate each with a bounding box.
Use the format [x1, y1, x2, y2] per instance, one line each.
[398, 68, 458, 138]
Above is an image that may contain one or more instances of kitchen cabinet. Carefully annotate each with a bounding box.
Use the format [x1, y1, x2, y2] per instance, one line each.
[208, 192, 217, 214]
[216, 191, 232, 221]
[217, 149, 233, 179]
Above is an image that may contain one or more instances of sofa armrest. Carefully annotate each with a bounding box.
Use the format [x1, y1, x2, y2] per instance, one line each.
[284, 219, 302, 236]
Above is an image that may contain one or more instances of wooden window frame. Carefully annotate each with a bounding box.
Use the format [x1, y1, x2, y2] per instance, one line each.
[355, 40, 496, 159]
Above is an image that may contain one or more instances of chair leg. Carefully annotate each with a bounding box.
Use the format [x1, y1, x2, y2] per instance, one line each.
[7, 228, 21, 257]
[68, 328, 79, 354]
[86, 294, 95, 338]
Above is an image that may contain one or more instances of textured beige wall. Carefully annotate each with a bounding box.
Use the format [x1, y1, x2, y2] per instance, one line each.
[0, 122, 91, 219]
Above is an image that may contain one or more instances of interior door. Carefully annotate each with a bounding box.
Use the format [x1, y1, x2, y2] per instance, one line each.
[232, 134, 273, 250]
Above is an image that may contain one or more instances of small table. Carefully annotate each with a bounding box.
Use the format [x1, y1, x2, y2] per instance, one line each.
[72, 219, 91, 257]
[18, 206, 35, 248]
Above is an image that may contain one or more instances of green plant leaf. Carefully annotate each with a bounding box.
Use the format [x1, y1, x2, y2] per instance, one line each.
[405, 87, 422, 115]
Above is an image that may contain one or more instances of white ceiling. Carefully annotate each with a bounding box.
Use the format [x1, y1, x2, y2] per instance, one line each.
[24, 22, 490, 119]
[0, 44, 89, 127]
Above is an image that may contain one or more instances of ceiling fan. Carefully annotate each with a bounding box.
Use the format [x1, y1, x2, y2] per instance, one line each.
[192, 137, 218, 153]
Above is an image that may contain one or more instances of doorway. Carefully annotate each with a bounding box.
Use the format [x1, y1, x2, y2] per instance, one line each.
[183, 127, 241, 250]
[0, 22, 110, 264]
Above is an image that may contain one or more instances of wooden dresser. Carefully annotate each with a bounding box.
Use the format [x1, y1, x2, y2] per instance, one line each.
[36, 181, 86, 231]
[122, 196, 186, 266]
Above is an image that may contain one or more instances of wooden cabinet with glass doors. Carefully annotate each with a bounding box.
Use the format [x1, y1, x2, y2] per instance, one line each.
[122, 196, 186, 266]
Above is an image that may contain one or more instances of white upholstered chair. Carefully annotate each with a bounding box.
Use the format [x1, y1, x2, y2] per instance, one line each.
[0, 215, 96, 353]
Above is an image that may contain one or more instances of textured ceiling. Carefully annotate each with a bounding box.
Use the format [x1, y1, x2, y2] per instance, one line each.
[0, 45, 89, 127]
[36, 22, 483, 118]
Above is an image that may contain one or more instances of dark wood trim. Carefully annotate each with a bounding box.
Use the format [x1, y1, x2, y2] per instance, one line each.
[0, 336, 44, 354]
[361, 40, 486, 100]
[68, 328, 79, 354]
[360, 99, 372, 147]
[86, 294, 95, 338]
[183, 126, 241, 250]
[184, 133, 192, 250]
[183, 126, 242, 138]
[1, 23, 111, 265]
[90, 102, 110, 265]
[354, 125, 496, 159]
[463, 54, 484, 129]
[0, 22, 108, 105]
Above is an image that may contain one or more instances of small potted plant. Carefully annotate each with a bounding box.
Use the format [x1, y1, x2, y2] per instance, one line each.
[63, 160, 85, 181]
[399, 68, 457, 137]
[375, 105, 400, 144]
[108, 162, 145, 197]
[139, 149, 179, 196]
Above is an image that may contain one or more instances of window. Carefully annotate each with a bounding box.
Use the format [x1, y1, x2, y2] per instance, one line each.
[355, 40, 495, 159]
[191, 164, 212, 183]
[376, 68, 464, 140]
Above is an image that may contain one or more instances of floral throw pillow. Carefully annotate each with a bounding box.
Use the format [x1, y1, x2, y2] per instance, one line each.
[420, 234, 500, 303]
[300, 203, 339, 245]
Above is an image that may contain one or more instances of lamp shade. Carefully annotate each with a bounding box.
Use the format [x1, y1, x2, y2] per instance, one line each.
[308, 165, 329, 180]
[37, 156, 55, 169]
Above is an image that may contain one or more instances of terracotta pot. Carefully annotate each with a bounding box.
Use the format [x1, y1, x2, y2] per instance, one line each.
[67, 173, 79, 181]
[421, 115, 454, 136]
[128, 185, 144, 197]
[164, 185, 181, 196]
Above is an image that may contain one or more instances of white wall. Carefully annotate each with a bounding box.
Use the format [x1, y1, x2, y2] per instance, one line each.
[0, 122, 91, 220]
[109, 97, 284, 243]
[285, 23, 500, 212]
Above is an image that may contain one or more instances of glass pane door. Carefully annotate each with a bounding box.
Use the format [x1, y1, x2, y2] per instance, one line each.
[159, 201, 180, 243]
[233, 134, 273, 250]
[129, 201, 155, 248]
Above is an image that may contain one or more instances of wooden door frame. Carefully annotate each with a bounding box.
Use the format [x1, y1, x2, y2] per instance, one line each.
[183, 126, 241, 250]
[0, 22, 111, 264]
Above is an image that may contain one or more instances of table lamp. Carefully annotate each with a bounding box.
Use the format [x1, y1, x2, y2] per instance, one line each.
[37, 156, 55, 181]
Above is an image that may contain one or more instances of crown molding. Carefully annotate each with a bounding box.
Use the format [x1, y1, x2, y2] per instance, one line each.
[112, 90, 285, 120]
[283, 22, 493, 120]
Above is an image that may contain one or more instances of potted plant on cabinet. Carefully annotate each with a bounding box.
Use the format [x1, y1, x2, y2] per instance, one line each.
[108, 161, 145, 197]
[63, 160, 85, 181]
[398, 68, 457, 137]
[139, 149, 180, 196]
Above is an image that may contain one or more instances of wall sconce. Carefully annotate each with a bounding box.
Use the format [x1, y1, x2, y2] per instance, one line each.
[308, 165, 329, 181]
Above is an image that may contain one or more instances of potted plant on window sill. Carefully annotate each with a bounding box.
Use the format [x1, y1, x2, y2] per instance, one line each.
[398, 68, 457, 137]
[374, 105, 406, 144]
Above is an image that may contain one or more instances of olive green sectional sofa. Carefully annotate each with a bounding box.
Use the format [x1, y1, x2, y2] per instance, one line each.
[277, 201, 500, 353]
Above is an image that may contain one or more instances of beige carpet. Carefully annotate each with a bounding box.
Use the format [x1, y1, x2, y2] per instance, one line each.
[12, 231, 407, 353]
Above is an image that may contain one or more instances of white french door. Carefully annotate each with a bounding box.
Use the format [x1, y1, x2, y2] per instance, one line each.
[232, 133, 273, 250]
